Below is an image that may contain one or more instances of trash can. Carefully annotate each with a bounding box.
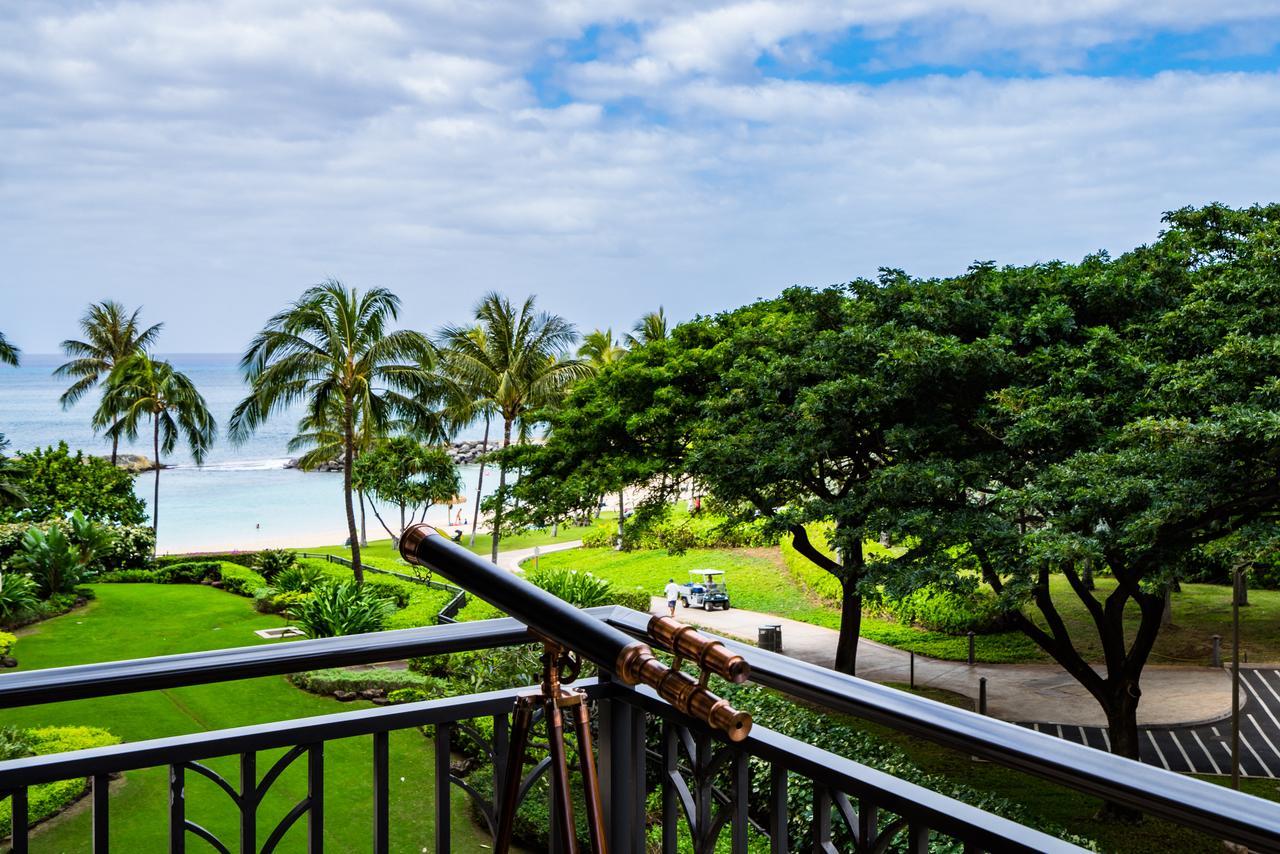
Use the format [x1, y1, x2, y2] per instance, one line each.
[758, 624, 782, 653]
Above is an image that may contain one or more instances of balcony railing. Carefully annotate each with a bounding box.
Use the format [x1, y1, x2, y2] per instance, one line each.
[3, 603, 1280, 853]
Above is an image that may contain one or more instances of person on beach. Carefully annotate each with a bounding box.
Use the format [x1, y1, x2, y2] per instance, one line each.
[664, 577, 681, 617]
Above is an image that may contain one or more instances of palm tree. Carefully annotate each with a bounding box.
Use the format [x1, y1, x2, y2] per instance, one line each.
[626, 307, 668, 347]
[54, 301, 164, 464]
[0, 332, 19, 366]
[438, 292, 588, 562]
[230, 281, 437, 582]
[578, 328, 626, 369]
[97, 354, 216, 545]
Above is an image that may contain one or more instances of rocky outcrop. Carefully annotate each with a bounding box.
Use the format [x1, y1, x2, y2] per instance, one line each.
[105, 454, 162, 472]
[286, 440, 495, 471]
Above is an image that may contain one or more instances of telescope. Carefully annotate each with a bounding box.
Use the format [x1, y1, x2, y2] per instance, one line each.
[399, 524, 752, 854]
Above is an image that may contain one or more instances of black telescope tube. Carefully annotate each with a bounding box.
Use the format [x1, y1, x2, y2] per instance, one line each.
[399, 524, 642, 677]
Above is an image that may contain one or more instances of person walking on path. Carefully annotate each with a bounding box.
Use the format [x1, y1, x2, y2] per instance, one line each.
[664, 577, 681, 617]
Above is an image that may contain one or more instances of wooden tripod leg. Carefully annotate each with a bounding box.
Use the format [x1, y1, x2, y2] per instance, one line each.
[495, 694, 538, 854]
[570, 694, 609, 854]
[546, 696, 580, 854]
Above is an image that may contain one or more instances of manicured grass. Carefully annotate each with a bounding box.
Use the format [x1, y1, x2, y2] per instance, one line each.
[7, 585, 492, 851]
[307, 521, 599, 569]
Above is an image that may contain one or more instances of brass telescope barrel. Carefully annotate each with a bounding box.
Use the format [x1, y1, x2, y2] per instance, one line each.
[399, 524, 751, 741]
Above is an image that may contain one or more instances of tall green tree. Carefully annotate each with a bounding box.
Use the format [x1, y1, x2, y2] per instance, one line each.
[98, 355, 215, 543]
[353, 437, 461, 540]
[438, 292, 587, 562]
[0, 332, 18, 366]
[231, 281, 438, 582]
[626, 307, 668, 347]
[578, 329, 626, 368]
[0, 442, 146, 524]
[54, 301, 164, 465]
[0, 435, 24, 512]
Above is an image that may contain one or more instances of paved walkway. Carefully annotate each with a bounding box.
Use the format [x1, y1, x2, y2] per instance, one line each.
[649, 598, 1233, 728]
[496, 540, 583, 573]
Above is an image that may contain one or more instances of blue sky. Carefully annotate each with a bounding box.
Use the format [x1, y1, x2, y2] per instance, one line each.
[2, 1, 1279, 352]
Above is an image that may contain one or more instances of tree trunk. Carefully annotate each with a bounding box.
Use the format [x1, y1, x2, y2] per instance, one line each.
[343, 403, 363, 583]
[400, 503, 406, 540]
[151, 416, 160, 555]
[617, 491, 625, 550]
[1098, 683, 1145, 821]
[469, 416, 490, 547]
[111, 432, 119, 467]
[1161, 586, 1173, 627]
[1235, 571, 1249, 607]
[490, 418, 512, 564]
[834, 575, 862, 675]
[358, 490, 368, 547]
[1082, 556, 1095, 591]
[552, 519, 559, 538]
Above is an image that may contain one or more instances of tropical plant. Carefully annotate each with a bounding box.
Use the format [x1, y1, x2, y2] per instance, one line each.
[292, 580, 394, 638]
[97, 355, 215, 543]
[0, 442, 146, 525]
[525, 565, 613, 608]
[0, 727, 32, 761]
[352, 437, 460, 540]
[577, 329, 626, 369]
[10, 511, 107, 597]
[272, 563, 325, 593]
[437, 293, 587, 561]
[54, 301, 163, 464]
[254, 548, 298, 581]
[231, 281, 439, 583]
[0, 332, 18, 366]
[625, 307, 668, 347]
[0, 572, 38, 620]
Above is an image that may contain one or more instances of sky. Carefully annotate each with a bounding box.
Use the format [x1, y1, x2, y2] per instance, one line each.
[2, 1, 1280, 353]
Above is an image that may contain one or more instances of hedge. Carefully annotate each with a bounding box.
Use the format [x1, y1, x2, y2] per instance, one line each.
[219, 564, 268, 597]
[0, 726, 119, 838]
[0, 631, 14, 656]
[0, 520, 154, 573]
[155, 551, 260, 569]
[581, 512, 777, 553]
[288, 667, 449, 697]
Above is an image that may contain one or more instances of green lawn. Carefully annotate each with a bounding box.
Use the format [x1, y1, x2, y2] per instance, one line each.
[7, 585, 493, 851]
[533, 545, 1280, 665]
[307, 520, 600, 570]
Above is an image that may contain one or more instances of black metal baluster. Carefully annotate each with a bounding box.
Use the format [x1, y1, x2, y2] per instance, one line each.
[730, 752, 748, 854]
[769, 766, 787, 854]
[908, 823, 929, 853]
[92, 773, 109, 852]
[693, 731, 712, 854]
[372, 731, 389, 854]
[662, 721, 679, 854]
[308, 743, 324, 853]
[240, 752, 256, 854]
[169, 764, 185, 854]
[492, 712, 508, 834]
[600, 694, 646, 854]
[434, 723, 450, 853]
[858, 799, 877, 851]
[813, 786, 832, 854]
[8, 788, 28, 854]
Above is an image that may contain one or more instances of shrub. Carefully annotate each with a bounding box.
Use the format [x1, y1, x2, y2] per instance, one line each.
[0, 726, 32, 761]
[97, 568, 159, 583]
[0, 571, 38, 619]
[612, 586, 651, 612]
[0, 443, 147, 526]
[869, 585, 1012, 634]
[274, 564, 325, 593]
[254, 588, 312, 615]
[156, 551, 259, 569]
[0, 631, 15, 656]
[580, 522, 616, 549]
[292, 581, 395, 638]
[526, 565, 613, 607]
[2, 520, 154, 574]
[219, 564, 268, 597]
[387, 687, 434, 704]
[289, 667, 448, 697]
[255, 549, 298, 581]
[154, 561, 221, 584]
[0, 726, 119, 839]
[9, 512, 106, 597]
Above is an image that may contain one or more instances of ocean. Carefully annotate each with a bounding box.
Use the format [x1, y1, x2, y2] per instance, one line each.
[0, 354, 497, 554]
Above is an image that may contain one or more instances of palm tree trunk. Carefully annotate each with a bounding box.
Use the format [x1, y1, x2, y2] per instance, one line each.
[617, 491, 625, 549]
[358, 490, 368, 547]
[490, 418, 512, 564]
[111, 432, 119, 467]
[469, 416, 491, 547]
[343, 403, 363, 583]
[151, 416, 160, 555]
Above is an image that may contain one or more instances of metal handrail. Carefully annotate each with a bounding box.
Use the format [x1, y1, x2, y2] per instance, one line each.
[605, 607, 1280, 853]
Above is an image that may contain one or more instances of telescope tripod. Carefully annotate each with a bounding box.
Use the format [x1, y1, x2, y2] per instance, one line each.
[494, 640, 606, 854]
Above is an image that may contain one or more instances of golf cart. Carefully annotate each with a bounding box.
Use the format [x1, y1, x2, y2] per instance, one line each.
[679, 569, 731, 610]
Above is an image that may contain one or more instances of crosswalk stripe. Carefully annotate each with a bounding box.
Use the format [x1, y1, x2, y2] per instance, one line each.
[1033, 723, 1041, 733]
[1055, 724, 1064, 739]
[1168, 730, 1195, 771]
[1255, 670, 1280, 706]
[1242, 672, 1280, 735]
[1249, 715, 1280, 775]
[1241, 729, 1273, 777]
[1191, 730, 1224, 775]
[1102, 729, 1111, 751]
[1076, 725, 1087, 746]
[1146, 730, 1172, 770]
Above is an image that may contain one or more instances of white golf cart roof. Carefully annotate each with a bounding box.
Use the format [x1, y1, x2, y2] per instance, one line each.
[688, 569, 724, 578]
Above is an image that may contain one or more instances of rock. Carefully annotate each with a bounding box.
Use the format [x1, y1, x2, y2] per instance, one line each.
[0, 656, 17, 668]
[333, 690, 358, 702]
[100, 454, 162, 472]
[370, 696, 390, 706]
[358, 688, 385, 700]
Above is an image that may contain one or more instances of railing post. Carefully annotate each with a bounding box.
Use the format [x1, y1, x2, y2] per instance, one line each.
[372, 731, 389, 854]
[9, 788, 29, 854]
[769, 766, 787, 854]
[435, 724, 451, 853]
[967, 631, 975, 666]
[662, 721, 679, 854]
[308, 743, 324, 853]
[93, 774, 109, 853]
[599, 688, 646, 854]
[730, 751, 748, 854]
[240, 752, 256, 854]
[169, 765, 185, 854]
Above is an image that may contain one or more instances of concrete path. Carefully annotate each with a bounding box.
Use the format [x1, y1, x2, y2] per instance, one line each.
[496, 540, 583, 573]
[649, 597, 1233, 728]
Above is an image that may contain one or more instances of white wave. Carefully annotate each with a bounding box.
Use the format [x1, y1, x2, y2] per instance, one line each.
[170, 458, 295, 472]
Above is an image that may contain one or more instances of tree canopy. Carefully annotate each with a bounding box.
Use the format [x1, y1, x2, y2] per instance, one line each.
[0, 443, 147, 526]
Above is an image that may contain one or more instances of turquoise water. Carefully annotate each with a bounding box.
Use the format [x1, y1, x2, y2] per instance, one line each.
[0, 354, 495, 553]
